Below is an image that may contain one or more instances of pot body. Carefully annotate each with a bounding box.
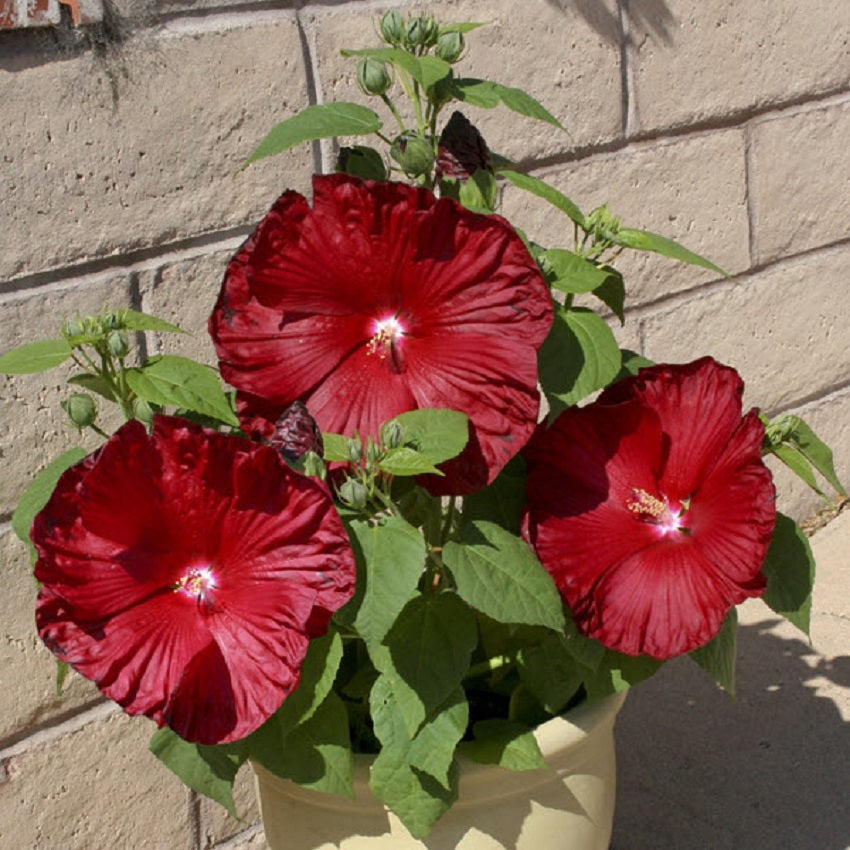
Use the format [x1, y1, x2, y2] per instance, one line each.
[253, 690, 627, 850]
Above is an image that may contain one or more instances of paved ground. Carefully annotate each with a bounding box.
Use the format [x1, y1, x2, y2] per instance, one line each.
[612, 509, 850, 849]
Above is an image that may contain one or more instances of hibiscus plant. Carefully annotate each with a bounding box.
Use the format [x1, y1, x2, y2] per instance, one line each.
[2, 11, 845, 839]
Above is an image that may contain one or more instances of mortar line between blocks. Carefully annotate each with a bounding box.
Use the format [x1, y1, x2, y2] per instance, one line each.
[618, 0, 639, 139]
[743, 122, 758, 268]
[0, 701, 120, 761]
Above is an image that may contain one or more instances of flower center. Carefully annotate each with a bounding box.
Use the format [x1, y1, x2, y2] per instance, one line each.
[626, 488, 691, 536]
[173, 566, 218, 613]
[366, 315, 406, 373]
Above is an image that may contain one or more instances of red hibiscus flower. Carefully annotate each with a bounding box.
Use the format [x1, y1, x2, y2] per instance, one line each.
[32, 416, 355, 745]
[208, 174, 552, 494]
[522, 358, 776, 660]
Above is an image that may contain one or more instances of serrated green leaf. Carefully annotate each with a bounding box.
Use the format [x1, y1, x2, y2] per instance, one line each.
[760, 512, 815, 636]
[12, 448, 88, 564]
[541, 249, 616, 294]
[120, 309, 186, 334]
[538, 306, 622, 416]
[460, 719, 547, 770]
[497, 169, 585, 227]
[452, 79, 564, 130]
[341, 48, 451, 90]
[0, 339, 72, 375]
[392, 408, 469, 466]
[150, 729, 247, 819]
[614, 228, 727, 276]
[462, 454, 526, 535]
[785, 417, 847, 496]
[518, 632, 584, 714]
[689, 608, 737, 695]
[443, 521, 564, 631]
[340, 517, 426, 651]
[384, 592, 478, 719]
[67, 373, 117, 402]
[125, 355, 238, 426]
[245, 103, 383, 166]
[250, 691, 353, 799]
[322, 432, 351, 462]
[379, 447, 443, 476]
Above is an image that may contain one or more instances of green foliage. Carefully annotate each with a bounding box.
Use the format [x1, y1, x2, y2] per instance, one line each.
[612, 228, 727, 276]
[459, 718, 547, 770]
[0, 339, 72, 374]
[462, 455, 526, 535]
[452, 78, 565, 130]
[120, 309, 185, 334]
[498, 169, 586, 227]
[689, 609, 738, 695]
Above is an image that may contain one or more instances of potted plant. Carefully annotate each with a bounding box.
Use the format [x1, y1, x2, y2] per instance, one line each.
[2, 12, 843, 849]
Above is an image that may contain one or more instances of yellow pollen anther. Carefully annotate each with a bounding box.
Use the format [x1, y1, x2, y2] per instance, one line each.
[173, 566, 217, 599]
[366, 317, 405, 360]
[627, 488, 668, 518]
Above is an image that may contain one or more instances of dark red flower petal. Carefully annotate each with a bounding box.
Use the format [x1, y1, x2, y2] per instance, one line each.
[33, 415, 355, 744]
[523, 358, 776, 659]
[435, 111, 491, 183]
[209, 174, 552, 494]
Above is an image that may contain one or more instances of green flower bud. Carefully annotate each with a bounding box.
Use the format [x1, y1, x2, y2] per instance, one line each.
[347, 435, 363, 464]
[356, 57, 392, 97]
[133, 397, 155, 426]
[102, 310, 121, 331]
[405, 14, 437, 49]
[381, 419, 404, 449]
[365, 438, 381, 466]
[379, 9, 404, 45]
[436, 30, 464, 63]
[107, 329, 130, 358]
[390, 134, 436, 179]
[63, 393, 97, 429]
[339, 477, 369, 509]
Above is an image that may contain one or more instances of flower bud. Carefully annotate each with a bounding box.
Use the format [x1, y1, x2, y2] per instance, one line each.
[63, 319, 84, 339]
[405, 14, 437, 49]
[347, 435, 363, 464]
[133, 397, 155, 427]
[356, 57, 392, 97]
[436, 30, 464, 63]
[379, 9, 404, 45]
[63, 393, 97, 429]
[390, 134, 435, 179]
[270, 400, 324, 462]
[365, 438, 381, 466]
[339, 477, 369, 509]
[381, 419, 404, 449]
[107, 329, 130, 358]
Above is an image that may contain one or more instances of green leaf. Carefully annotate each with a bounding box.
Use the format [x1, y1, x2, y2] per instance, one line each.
[379, 447, 443, 477]
[341, 48, 452, 90]
[462, 454, 526, 535]
[593, 270, 626, 323]
[250, 691, 354, 799]
[150, 729, 247, 819]
[760, 512, 815, 637]
[497, 169, 585, 227]
[785, 416, 847, 496]
[0, 339, 72, 374]
[439, 22, 486, 34]
[322, 432, 351, 463]
[67, 373, 117, 402]
[689, 608, 737, 695]
[12, 448, 88, 564]
[584, 650, 661, 699]
[384, 592, 478, 719]
[458, 169, 498, 214]
[538, 306, 622, 415]
[452, 78, 565, 130]
[443, 521, 565, 631]
[614, 228, 727, 276]
[340, 517, 426, 651]
[336, 144, 388, 181]
[120, 309, 186, 334]
[245, 103, 383, 166]
[770, 443, 824, 498]
[460, 719, 547, 770]
[392, 408, 469, 466]
[541, 249, 617, 294]
[518, 632, 584, 714]
[125, 355, 238, 426]
[614, 349, 654, 381]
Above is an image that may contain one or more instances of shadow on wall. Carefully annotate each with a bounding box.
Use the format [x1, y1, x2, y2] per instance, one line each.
[544, 0, 676, 46]
[612, 617, 850, 849]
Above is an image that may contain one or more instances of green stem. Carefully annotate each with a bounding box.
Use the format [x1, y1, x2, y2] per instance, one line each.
[465, 654, 515, 680]
[380, 93, 407, 136]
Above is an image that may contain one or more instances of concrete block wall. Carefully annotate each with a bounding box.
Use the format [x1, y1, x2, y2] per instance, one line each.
[1, 1, 848, 846]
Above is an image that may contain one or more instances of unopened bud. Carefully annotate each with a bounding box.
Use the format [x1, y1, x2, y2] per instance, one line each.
[107, 329, 130, 358]
[436, 30, 464, 63]
[356, 57, 392, 97]
[390, 134, 435, 178]
[379, 9, 404, 45]
[63, 393, 97, 429]
[382, 419, 404, 449]
[347, 435, 363, 464]
[365, 438, 381, 465]
[405, 14, 437, 49]
[63, 320, 84, 339]
[339, 477, 369, 509]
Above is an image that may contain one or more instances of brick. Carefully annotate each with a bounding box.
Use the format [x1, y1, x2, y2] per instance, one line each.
[499, 129, 748, 305]
[0, 274, 133, 517]
[629, 0, 850, 133]
[750, 98, 850, 265]
[0, 14, 312, 281]
[640, 245, 850, 414]
[0, 711, 193, 848]
[310, 0, 622, 165]
[199, 763, 261, 847]
[765, 385, 850, 522]
[0, 528, 102, 743]
[139, 243, 240, 367]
